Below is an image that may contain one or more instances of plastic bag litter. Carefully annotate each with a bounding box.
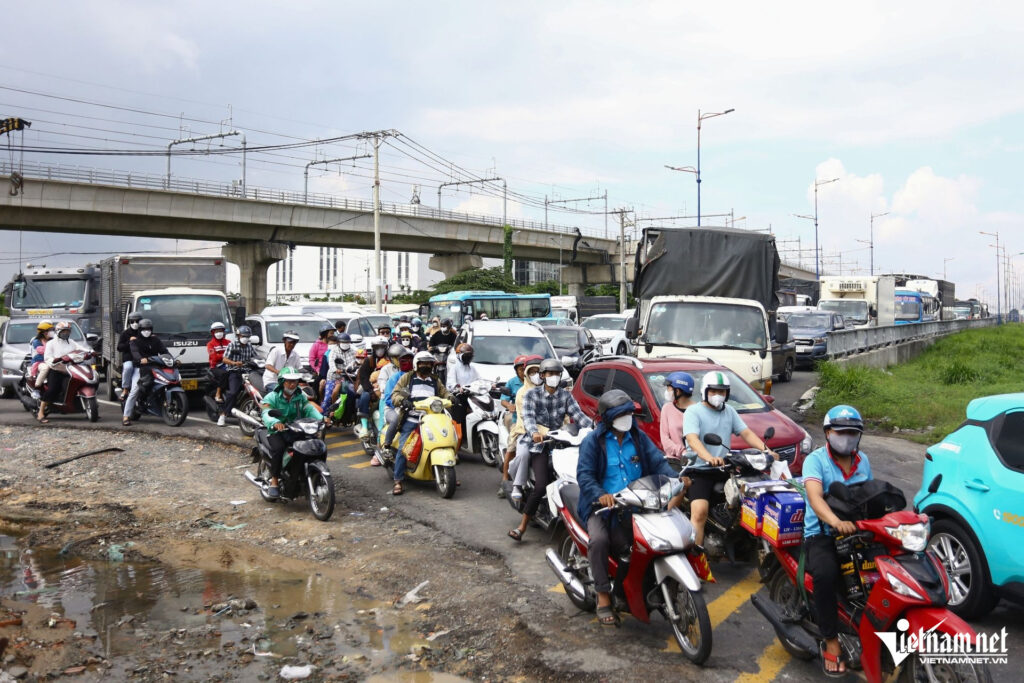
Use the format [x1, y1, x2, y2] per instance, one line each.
[279, 664, 314, 680]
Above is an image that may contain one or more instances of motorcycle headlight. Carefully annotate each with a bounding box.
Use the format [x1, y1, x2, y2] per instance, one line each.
[800, 429, 813, 454]
[886, 522, 929, 552]
[302, 422, 320, 435]
[639, 490, 661, 511]
[430, 399, 444, 414]
[745, 452, 769, 471]
[885, 572, 925, 600]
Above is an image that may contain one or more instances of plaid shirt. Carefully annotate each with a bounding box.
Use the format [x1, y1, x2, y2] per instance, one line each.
[223, 340, 258, 369]
[522, 386, 593, 437]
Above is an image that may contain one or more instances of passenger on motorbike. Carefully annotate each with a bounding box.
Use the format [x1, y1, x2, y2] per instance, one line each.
[378, 347, 415, 457]
[446, 342, 482, 435]
[259, 367, 324, 500]
[38, 321, 91, 424]
[428, 318, 457, 351]
[115, 312, 143, 400]
[310, 323, 334, 387]
[263, 330, 302, 394]
[410, 317, 425, 339]
[660, 371, 695, 462]
[499, 356, 542, 497]
[217, 325, 259, 427]
[356, 336, 390, 426]
[576, 389, 681, 625]
[30, 321, 54, 392]
[682, 372, 778, 546]
[388, 351, 451, 495]
[509, 359, 593, 538]
[206, 321, 230, 404]
[122, 319, 168, 426]
[377, 323, 395, 344]
[802, 404, 873, 676]
[321, 335, 357, 420]
[399, 329, 416, 351]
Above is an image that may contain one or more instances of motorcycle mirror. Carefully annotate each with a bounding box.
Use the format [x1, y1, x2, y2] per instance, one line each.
[703, 434, 723, 446]
[267, 409, 283, 419]
[762, 426, 775, 441]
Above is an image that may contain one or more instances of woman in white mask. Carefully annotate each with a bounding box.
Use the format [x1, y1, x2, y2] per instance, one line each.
[659, 371, 695, 466]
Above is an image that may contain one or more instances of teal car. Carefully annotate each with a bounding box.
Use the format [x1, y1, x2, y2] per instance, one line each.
[914, 393, 1024, 618]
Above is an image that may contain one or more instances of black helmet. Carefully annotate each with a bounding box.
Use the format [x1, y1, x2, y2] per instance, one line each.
[400, 315, 410, 323]
[139, 318, 154, 330]
[441, 318, 453, 328]
[237, 325, 252, 336]
[539, 358, 562, 375]
[336, 333, 351, 343]
[319, 323, 334, 337]
[387, 343, 406, 359]
[598, 389, 635, 422]
[127, 312, 143, 323]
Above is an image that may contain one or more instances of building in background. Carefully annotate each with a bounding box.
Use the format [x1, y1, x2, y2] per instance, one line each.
[268, 247, 444, 301]
[514, 260, 558, 286]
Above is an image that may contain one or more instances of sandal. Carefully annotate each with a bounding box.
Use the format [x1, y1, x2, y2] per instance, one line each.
[507, 528, 523, 542]
[36, 415, 49, 424]
[122, 417, 132, 426]
[596, 605, 619, 627]
[392, 482, 404, 496]
[820, 642, 846, 678]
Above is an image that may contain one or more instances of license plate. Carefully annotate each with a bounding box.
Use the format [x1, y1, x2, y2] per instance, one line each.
[181, 379, 198, 391]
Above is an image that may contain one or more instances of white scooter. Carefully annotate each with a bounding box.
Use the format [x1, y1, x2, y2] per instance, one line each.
[502, 424, 592, 529]
[457, 378, 505, 467]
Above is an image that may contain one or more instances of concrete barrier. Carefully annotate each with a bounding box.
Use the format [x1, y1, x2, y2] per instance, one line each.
[827, 318, 997, 369]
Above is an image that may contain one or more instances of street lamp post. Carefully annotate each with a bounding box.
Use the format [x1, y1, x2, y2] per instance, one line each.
[810, 177, 839, 280]
[869, 211, 889, 276]
[979, 231, 1002, 324]
[695, 108, 734, 227]
[943, 257, 954, 281]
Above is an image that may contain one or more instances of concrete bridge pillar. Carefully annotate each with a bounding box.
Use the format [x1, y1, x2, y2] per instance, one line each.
[222, 241, 288, 313]
[567, 283, 586, 299]
[429, 253, 483, 279]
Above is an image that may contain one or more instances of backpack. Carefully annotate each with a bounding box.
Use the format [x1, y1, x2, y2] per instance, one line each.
[825, 479, 906, 521]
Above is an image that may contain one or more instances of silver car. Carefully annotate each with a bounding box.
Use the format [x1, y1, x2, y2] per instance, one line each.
[0, 318, 90, 397]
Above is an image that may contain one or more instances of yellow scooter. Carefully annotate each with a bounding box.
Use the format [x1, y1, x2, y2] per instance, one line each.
[379, 396, 460, 498]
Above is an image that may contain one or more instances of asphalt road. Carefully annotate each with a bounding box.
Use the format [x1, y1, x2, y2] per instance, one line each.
[1, 371, 1020, 681]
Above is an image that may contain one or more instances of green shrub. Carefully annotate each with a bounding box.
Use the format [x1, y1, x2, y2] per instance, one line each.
[939, 360, 979, 385]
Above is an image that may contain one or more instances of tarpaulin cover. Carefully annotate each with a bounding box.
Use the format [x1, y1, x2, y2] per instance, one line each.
[633, 227, 781, 311]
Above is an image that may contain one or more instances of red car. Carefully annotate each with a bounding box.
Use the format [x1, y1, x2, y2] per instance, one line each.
[571, 357, 813, 475]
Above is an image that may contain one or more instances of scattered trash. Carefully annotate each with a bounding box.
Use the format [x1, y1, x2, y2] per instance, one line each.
[426, 628, 453, 641]
[229, 500, 247, 506]
[44, 447, 124, 469]
[279, 664, 314, 680]
[380, 506, 389, 512]
[107, 542, 134, 562]
[291, 611, 309, 620]
[209, 522, 247, 531]
[396, 580, 429, 607]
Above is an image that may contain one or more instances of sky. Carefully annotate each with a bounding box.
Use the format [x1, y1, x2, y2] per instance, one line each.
[2, 1, 1023, 309]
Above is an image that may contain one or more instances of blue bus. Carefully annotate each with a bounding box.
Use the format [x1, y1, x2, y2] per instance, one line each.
[895, 289, 938, 324]
[420, 291, 552, 326]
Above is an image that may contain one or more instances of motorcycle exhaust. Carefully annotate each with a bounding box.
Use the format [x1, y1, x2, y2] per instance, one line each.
[232, 408, 263, 428]
[749, 594, 819, 657]
[244, 470, 267, 490]
[545, 548, 587, 602]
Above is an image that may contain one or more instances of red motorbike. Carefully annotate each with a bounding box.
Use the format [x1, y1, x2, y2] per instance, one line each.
[751, 480, 990, 682]
[17, 350, 100, 422]
[546, 474, 715, 665]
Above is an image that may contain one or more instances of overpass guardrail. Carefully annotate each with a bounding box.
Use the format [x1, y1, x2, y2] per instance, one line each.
[827, 318, 997, 358]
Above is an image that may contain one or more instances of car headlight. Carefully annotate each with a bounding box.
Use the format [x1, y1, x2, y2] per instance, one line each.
[813, 337, 827, 344]
[886, 522, 929, 552]
[800, 429, 813, 454]
[885, 572, 925, 600]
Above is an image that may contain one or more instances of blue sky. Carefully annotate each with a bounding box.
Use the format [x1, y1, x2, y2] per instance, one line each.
[2, 1, 1023, 307]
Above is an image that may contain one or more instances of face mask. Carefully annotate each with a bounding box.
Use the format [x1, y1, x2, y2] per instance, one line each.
[140, 330, 152, 338]
[214, 332, 224, 339]
[545, 375, 560, 388]
[282, 385, 296, 397]
[130, 322, 140, 330]
[441, 326, 450, 333]
[461, 354, 474, 364]
[399, 360, 413, 372]
[417, 366, 432, 377]
[708, 394, 726, 409]
[239, 336, 250, 345]
[827, 432, 860, 456]
[664, 388, 676, 402]
[376, 348, 386, 357]
[401, 340, 410, 347]
[528, 372, 541, 385]
[340, 343, 351, 351]
[612, 414, 633, 432]
[46, 330, 55, 339]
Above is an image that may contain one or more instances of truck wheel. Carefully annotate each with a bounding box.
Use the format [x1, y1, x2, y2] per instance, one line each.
[780, 358, 794, 382]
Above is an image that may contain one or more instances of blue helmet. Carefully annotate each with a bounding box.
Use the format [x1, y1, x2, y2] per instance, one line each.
[665, 371, 695, 396]
[823, 405, 864, 432]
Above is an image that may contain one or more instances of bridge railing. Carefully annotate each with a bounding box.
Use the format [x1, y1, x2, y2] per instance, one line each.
[827, 318, 997, 358]
[0, 159, 611, 240]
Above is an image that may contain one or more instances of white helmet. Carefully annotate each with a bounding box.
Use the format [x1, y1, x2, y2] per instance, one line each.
[700, 371, 731, 403]
[413, 350, 436, 366]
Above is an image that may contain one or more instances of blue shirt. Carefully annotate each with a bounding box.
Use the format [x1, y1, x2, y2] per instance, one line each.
[602, 430, 642, 495]
[30, 338, 46, 363]
[505, 375, 524, 423]
[682, 402, 747, 468]
[801, 446, 873, 538]
[384, 370, 406, 409]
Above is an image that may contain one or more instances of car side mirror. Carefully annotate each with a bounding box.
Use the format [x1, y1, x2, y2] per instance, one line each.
[625, 317, 639, 340]
[583, 343, 594, 351]
[763, 426, 776, 440]
[350, 334, 364, 345]
[775, 321, 788, 345]
[250, 335, 262, 345]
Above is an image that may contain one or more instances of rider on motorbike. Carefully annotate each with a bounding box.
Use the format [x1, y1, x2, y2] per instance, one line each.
[356, 336, 390, 431]
[122, 319, 168, 426]
[310, 323, 334, 392]
[217, 325, 259, 427]
[428, 318, 457, 351]
[30, 321, 54, 393]
[682, 372, 778, 546]
[263, 330, 302, 394]
[576, 389, 682, 625]
[498, 354, 541, 496]
[388, 351, 451, 495]
[116, 312, 144, 400]
[802, 404, 873, 676]
[378, 346, 415, 455]
[259, 367, 324, 500]
[206, 321, 230, 404]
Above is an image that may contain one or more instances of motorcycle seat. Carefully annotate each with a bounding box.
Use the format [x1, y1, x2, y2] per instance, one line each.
[559, 482, 586, 528]
[255, 427, 273, 453]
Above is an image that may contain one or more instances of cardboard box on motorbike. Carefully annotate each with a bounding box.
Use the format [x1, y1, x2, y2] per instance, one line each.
[739, 479, 797, 537]
[761, 491, 805, 548]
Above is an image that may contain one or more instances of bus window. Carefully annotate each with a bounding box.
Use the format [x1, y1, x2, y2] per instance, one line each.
[530, 298, 550, 318]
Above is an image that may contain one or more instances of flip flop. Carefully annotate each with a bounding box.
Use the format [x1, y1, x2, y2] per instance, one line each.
[392, 482, 404, 496]
[596, 605, 619, 627]
[507, 528, 523, 542]
[36, 416, 49, 424]
[819, 642, 846, 678]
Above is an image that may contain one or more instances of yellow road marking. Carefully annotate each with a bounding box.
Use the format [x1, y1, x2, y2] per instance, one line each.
[548, 584, 566, 594]
[734, 641, 790, 683]
[663, 568, 763, 653]
[326, 432, 358, 443]
[341, 450, 365, 459]
[349, 461, 375, 469]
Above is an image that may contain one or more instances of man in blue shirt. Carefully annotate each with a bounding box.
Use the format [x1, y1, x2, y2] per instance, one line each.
[576, 389, 679, 626]
[802, 404, 872, 676]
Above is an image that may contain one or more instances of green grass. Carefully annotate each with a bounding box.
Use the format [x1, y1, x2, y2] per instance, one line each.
[814, 325, 1024, 443]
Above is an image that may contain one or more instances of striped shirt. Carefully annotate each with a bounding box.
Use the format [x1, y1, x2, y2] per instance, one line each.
[522, 386, 593, 437]
[223, 340, 258, 367]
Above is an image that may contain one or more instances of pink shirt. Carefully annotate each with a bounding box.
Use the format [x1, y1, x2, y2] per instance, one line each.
[659, 401, 689, 459]
[309, 339, 328, 374]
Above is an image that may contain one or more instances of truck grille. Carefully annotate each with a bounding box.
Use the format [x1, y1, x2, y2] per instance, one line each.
[795, 339, 814, 346]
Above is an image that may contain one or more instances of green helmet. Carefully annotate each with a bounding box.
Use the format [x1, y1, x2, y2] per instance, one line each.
[279, 367, 302, 381]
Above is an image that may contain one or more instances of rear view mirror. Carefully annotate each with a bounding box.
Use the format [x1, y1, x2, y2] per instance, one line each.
[250, 335, 262, 345]
[775, 321, 789, 345]
[625, 317, 639, 340]
[703, 434, 723, 447]
[763, 426, 776, 440]
[233, 306, 247, 327]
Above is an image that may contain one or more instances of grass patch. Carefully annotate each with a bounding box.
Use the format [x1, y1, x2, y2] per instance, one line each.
[814, 325, 1024, 443]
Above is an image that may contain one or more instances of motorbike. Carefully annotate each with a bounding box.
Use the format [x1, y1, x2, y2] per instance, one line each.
[546, 473, 714, 665]
[503, 425, 590, 530]
[456, 378, 504, 466]
[243, 409, 335, 521]
[431, 344, 451, 384]
[129, 349, 189, 427]
[219, 361, 266, 437]
[376, 396, 459, 498]
[678, 429, 776, 561]
[17, 350, 100, 422]
[322, 361, 360, 431]
[749, 479, 989, 683]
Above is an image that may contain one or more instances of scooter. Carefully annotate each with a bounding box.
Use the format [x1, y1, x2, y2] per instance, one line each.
[457, 378, 504, 466]
[129, 349, 189, 427]
[17, 350, 100, 422]
[749, 479, 988, 683]
[243, 410, 335, 521]
[377, 396, 460, 498]
[503, 425, 590, 530]
[228, 361, 266, 438]
[678, 429, 776, 561]
[546, 473, 714, 665]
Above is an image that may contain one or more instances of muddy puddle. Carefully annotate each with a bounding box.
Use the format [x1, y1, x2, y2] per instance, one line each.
[0, 531, 446, 675]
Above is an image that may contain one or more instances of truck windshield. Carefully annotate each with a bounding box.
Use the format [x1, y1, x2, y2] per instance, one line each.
[645, 302, 766, 349]
[582, 316, 625, 331]
[11, 278, 87, 309]
[135, 294, 231, 337]
[895, 300, 922, 322]
[819, 300, 867, 325]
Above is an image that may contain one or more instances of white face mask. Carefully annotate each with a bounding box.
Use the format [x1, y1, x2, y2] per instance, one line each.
[708, 394, 726, 409]
[441, 326, 450, 333]
[239, 336, 250, 345]
[664, 388, 676, 402]
[130, 322, 140, 330]
[140, 330, 152, 338]
[340, 343, 351, 351]
[401, 339, 410, 346]
[375, 348, 386, 357]
[46, 330, 55, 339]
[214, 332, 225, 339]
[612, 414, 633, 432]
[827, 432, 860, 456]
[544, 375, 560, 388]
[528, 371, 541, 385]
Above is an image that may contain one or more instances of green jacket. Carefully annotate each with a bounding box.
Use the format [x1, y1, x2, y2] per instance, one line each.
[260, 387, 321, 429]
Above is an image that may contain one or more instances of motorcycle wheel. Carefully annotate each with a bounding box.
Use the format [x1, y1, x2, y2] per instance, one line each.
[557, 532, 596, 612]
[204, 394, 220, 421]
[479, 431, 500, 466]
[256, 459, 276, 503]
[17, 382, 36, 413]
[162, 392, 188, 427]
[766, 570, 816, 660]
[84, 396, 100, 423]
[237, 396, 260, 438]
[434, 465, 456, 499]
[666, 578, 712, 666]
[898, 654, 993, 683]
[307, 467, 335, 522]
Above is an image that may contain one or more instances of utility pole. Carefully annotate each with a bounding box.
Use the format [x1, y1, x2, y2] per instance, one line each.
[812, 177, 839, 280]
[610, 208, 632, 311]
[869, 211, 889, 276]
[979, 230, 1002, 323]
[545, 192, 606, 293]
[304, 154, 371, 202]
[696, 108, 734, 227]
[373, 134, 382, 313]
